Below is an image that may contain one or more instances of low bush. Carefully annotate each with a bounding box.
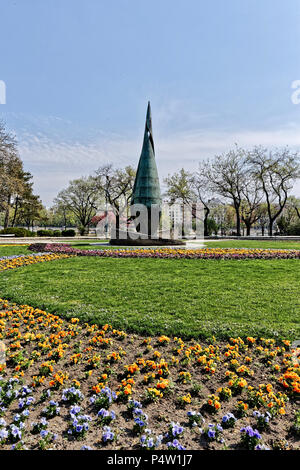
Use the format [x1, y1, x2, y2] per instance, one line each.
[61, 229, 76, 237]
[36, 230, 54, 237]
[0, 227, 35, 237]
[286, 223, 300, 236]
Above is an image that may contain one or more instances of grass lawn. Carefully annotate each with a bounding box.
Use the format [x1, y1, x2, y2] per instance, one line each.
[0, 255, 299, 340]
[0, 245, 32, 256]
[2, 238, 300, 255]
[204, 240, 300, 250]
[0, 241, 111, 256]
[75, 239, 300, 251]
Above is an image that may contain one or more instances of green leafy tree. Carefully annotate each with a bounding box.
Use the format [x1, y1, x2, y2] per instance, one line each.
[164, 168, 195, 236]
[0, 122, 38, 228]
[15, 192, 44, 230]
[50, 203, 76, 230]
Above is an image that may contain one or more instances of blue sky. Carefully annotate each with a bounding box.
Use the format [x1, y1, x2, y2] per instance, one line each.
[1, 0, 300, 205]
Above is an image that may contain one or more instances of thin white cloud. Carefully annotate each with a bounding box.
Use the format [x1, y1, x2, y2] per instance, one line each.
[7, 112, 300, 206]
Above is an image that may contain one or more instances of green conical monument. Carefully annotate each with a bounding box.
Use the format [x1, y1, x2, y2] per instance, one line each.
[131, 101, 162, 208]
[110, 101, 185, 245]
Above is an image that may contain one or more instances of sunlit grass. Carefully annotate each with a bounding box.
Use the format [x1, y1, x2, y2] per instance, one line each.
[0, 255, 299, 340]
[204, 239, 300, 250]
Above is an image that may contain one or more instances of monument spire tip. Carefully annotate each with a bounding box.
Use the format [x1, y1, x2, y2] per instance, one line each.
[146, 101, 151, 120]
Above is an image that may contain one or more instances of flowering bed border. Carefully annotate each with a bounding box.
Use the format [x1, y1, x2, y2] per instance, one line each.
[0, 252, 72, 273]
[0, 298, 299, 450]
[28, 243, 300, 260]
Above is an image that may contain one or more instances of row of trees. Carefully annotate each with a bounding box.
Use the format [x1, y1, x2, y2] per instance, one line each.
[0, 122, 44, 230]
[0, 119, 137, 234]
[164, 146, 300, 236]
[53, 165, 136, 235]
[54, 145, 300, 237]
[1, 120, 300, 237]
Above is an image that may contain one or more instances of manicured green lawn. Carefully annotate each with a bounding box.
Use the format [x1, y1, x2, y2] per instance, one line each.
[0, 245, 32, 256]
[204, 240, 300, 250]
[2, 239, 300, 255]
[0, 241, 110, 256]
[0, 255, 299, 340]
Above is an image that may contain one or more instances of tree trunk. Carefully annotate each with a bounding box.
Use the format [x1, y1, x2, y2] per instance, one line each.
[182, 202, 185, 237]
[115, 214, 120, 239]
[235, 207, 241, 236]
[4, 195, 11, 228]
[204, 207, 210, 237]
[268, 220, 273, 236]
[11, 198, 19, 227]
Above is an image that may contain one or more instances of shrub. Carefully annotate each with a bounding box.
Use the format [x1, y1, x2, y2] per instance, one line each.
[277, 218, 300, 235]
[0, 227, 34, 237]
[78, 226, 87, 236]
[61, 229, 76, 237]
[53, 230, 62, 237]
[207, 218, 219, 236]
[286, 223, 300, 236]
[36, 230, 54, 237]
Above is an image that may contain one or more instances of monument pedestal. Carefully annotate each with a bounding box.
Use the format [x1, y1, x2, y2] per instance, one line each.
[109, 237, 186, 246]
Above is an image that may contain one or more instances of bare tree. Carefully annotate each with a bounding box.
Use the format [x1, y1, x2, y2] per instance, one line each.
[256, 203, 269, 236]
[191, 162, 215, 237]
[240, 173, 264, 236]
[54, 176, 99, 235]
[205, 146, 247, 236]
[248, 147, 300, 235]
[95, 164, 136, 238]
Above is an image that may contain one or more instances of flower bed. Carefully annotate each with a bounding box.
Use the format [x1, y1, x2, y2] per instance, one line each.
[0, 299, 298, 450]
[0, 253, 72, 273]
[28, 243, 300, 260]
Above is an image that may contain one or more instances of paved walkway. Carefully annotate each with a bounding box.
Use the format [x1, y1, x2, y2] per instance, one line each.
[89, 239, 207, 249]
[0, 238, 216, 250]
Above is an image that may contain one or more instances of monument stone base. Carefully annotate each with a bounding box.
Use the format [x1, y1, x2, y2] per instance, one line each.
[109, 237, 186, 246]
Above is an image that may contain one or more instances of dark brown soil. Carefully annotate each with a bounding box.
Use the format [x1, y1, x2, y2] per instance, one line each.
[0, 299, 299, 451]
